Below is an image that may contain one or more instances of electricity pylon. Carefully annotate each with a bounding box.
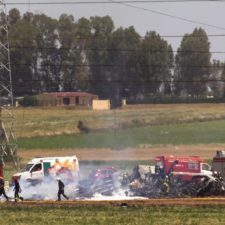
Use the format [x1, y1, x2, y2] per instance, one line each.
[0, 0, 19, 170]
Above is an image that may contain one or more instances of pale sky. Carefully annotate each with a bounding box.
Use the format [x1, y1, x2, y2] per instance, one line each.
[6, 0, 225, 61]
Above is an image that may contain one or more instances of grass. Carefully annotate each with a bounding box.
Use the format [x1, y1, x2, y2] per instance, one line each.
[3, 104, 225, 224]
[4, 164, 17, 181]
[18, 120, 225, 149]
[0, 205, 225, 225]
[10, 104, 225, 149]
[13, 104, 225, 138]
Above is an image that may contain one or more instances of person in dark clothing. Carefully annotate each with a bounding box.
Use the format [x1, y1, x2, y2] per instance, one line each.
[14, 179, 23, 202]
[0, 177, 9, 201]
[57, 177, 69, 201]
[132, 166, 142, 181]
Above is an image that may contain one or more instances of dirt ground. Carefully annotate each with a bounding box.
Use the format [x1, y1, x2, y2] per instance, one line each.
[4, 197, 225, 206]
[19, 144, 225, 161]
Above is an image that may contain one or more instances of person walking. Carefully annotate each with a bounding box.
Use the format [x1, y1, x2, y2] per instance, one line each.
[57, 177, 69, 201]
[14, 179, 23, 202]
[0, 177, 9, 201]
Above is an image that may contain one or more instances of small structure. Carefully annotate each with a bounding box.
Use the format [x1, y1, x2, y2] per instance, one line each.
[92, 99, 110, 110]
[36, 92, 98, 107]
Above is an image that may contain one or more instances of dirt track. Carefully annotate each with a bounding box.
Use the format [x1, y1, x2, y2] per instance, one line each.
[3, 198, 225, 206]
[20, 144, 225, 161]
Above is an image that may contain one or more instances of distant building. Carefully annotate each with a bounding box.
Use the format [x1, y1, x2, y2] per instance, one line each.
[92, 99, 111, 110]
[36, 92, 98, 107]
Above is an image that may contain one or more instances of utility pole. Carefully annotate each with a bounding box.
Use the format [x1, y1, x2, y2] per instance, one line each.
[0, 0, 19, 171]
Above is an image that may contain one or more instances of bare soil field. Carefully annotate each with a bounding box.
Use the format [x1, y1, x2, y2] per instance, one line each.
[19, 143, 225, 161]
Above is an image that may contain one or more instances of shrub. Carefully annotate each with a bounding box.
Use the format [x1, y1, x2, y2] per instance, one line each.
[19, 95, 38, 107]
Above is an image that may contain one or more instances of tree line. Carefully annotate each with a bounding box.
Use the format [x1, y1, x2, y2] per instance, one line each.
[1, 8, 225, 104]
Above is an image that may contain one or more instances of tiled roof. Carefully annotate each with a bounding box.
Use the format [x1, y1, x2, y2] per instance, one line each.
[42, 92, 98, 97]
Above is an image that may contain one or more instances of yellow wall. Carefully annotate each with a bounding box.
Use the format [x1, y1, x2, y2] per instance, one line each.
[92, 100, 110, 110]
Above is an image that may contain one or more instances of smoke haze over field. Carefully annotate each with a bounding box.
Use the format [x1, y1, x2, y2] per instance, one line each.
[3, 163, 127, 201]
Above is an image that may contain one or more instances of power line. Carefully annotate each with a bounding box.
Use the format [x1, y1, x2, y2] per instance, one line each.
[109, 0, 225, 31]
[6, 0, 225, 5]
[6, 1, 225, 31]
[4, 33, 225, 42]
[8, 45, 225, 54]
[2, 8, 225, 39]
[5, 78, 225, 85]
[9, 62, 225, 68]
[160, 34, 225, 38]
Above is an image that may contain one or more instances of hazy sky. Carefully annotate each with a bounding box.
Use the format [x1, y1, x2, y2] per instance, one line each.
[6, 1, 225, 61]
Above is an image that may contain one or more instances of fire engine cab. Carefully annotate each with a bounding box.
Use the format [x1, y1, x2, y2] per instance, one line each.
[155, 155, 212, 181]
[212, 150, 225, 179]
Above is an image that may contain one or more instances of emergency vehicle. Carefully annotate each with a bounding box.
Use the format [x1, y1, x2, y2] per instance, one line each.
[12, 156, 79, 182]
[212, 150, 225, 179]
[155, 155, 212, 181]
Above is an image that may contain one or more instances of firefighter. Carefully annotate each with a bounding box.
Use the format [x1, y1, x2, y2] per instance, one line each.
[213, 171, 218, 177]
[57, 177, 69, 201]
[0, 177, 9, 201]
[218, 172, 224, 182]
[132, 166, 142, 181]
[213, 171, 224, 182]
[14, 179, 23, 202]
[161, 175, 170, 195]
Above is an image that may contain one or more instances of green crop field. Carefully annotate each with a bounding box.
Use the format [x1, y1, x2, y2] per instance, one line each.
[9, 103, 225, 150]
[0, 204, 225, 225]
[18, 120, 225, 150]
[2, 104, 225, 224]
[14, 104, 225, 139]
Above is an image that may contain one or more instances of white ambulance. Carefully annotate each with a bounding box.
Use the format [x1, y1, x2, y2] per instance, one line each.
[13, 156, 79, 182]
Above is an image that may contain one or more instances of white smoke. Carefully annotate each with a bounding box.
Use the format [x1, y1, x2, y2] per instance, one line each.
[2, 165, 147, 201]
[7, 175, 79, 201]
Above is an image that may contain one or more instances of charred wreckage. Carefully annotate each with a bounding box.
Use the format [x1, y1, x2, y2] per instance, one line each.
[2, 151, 225, 200]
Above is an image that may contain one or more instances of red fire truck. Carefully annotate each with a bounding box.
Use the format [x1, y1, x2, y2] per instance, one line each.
[155, 155, 212, 181]
[212, 151, 225, 179]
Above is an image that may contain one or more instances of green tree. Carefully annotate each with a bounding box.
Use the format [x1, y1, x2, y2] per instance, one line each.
[32, 14, 59, 92]
[58, 14, 84, 91]
[175, 27, 211, 97]
[8, 8, 21, 25]
[9, 14, 38, 96]
[209, 60, 225, 98]
[138, 31, 173, 96]
[107, 26, 141, 104]
[75, 17, 92, 90]
[87, 16, 114, 98]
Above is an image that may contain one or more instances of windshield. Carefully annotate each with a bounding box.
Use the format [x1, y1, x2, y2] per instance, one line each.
[201, 163, 211, 171]
[156, 161, 164, 168]
[21, 164, 34, 172]
[31, 163, 42, 172]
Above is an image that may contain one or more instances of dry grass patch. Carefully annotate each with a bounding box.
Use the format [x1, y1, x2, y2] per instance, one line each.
[18, 143, 225, 161]
[14, 104, 225, 138]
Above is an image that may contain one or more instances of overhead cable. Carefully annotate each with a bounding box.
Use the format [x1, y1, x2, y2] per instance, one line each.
[6, 0, 225, 5]
[109, 0, 225, 31]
